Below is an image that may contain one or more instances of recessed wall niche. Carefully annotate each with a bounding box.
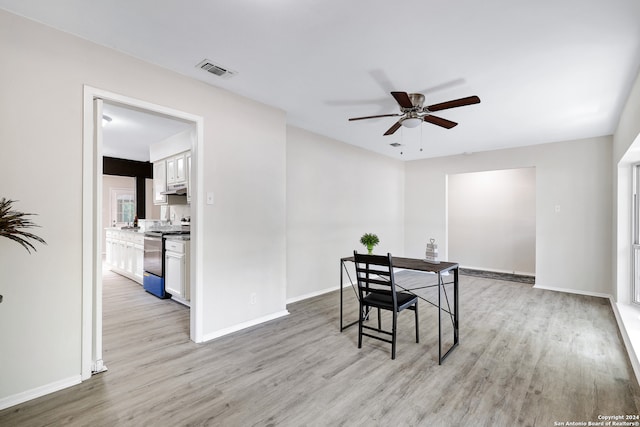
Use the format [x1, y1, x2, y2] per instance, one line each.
[447, 167, 536, 276]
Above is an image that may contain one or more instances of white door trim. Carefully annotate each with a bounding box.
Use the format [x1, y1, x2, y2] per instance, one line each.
[82, 85, 205, 380]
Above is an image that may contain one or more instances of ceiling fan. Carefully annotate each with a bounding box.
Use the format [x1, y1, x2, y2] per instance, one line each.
[348, 91, 481, 135]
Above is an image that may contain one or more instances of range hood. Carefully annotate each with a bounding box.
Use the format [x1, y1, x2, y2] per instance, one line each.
[161, 183, 187, 196]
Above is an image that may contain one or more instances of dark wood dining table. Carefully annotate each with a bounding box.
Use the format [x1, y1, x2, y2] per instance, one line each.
[340, 255, 459, 364]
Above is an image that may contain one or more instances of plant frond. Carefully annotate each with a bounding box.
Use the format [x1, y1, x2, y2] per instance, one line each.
[360, 233, 380, 246]
[0, 197, 47, 253]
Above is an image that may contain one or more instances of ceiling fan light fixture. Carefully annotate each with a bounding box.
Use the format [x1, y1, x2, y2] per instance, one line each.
[401, 117, 422, 128]
[348, 91, 480, 136]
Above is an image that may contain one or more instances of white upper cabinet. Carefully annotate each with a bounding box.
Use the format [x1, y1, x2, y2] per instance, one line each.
[174, 152, 186, 184]
[166, 152, 186, 185]
[154, 151, 190, 204]
[153, 160, 167, 205]
[186, 152, 192, 203]
[166, 156, 176, 184]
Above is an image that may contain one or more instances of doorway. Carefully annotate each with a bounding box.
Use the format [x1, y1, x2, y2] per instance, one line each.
[447, 167, 536, 276]
[82, 86, 204, 380]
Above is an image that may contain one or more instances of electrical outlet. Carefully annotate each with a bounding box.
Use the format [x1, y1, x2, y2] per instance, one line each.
[250, 293, 257, 305]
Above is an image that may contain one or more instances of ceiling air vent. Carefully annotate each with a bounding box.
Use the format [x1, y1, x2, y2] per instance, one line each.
[196, 59, 237, 79]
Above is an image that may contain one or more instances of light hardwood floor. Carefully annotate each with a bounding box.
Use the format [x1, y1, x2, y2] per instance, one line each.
[1, 270, 639, 426]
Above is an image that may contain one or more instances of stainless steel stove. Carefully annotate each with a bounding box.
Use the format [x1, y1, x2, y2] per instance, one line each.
[143, 227, 190, 298]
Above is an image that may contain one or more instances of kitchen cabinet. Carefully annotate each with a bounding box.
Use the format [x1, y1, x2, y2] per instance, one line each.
[165, 238, 190, 306]
[108, 237, 119, 268]
[105, 229, 144, 285]
[153, 160, 167, 205]
[166, 156, 175, 184]
[186, 152, 192, 203]
[166, 152, 186, 185]
[117, 239, 126, 270]
[114, 239, 123, 270]
[154, 151, 190, 204]
[125, 241, 134, 272]
[176, 153, 187, 183]
[175, 153, 187, 184]
[134, 241, 144, 282]
[105, 230, 114, 265]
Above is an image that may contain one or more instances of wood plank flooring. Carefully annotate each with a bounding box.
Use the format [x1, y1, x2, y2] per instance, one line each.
[1, 270, 639, 426]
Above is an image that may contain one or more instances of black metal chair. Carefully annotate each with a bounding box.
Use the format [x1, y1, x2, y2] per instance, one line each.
[353, 251, 419, 359]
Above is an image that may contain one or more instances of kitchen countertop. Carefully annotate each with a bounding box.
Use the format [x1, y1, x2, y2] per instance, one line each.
[106, 227, 190, 240]
[106, 227, 143, 233]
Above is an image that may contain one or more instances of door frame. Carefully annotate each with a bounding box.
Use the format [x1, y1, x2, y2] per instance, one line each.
[82, 86, 205, 380]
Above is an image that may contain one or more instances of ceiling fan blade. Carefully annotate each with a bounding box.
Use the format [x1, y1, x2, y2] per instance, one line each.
[423, 115, 458, 129]
[391, 91, 414, 109]
[427, 95, 481, 112]
[384, 121, 402, 135]
[348, 113, 401, 121]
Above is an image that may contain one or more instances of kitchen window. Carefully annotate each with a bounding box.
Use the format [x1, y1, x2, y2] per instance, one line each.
[111, 188, 136, 225]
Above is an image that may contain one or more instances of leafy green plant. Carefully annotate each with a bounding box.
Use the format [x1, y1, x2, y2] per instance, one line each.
[360, 233, 379, 254]
[0, 198, 47, 254]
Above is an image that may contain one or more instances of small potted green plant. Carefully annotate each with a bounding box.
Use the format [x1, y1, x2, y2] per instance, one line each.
[0, 198, 46, 253]
[360, 233, 379, 254]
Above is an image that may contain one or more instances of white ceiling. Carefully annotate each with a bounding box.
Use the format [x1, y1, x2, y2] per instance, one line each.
[2, 0, 640, 160]
[101, 102, 193, 162]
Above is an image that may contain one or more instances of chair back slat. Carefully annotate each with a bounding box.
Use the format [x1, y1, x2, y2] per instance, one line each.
[353, 251, 398, 309]
[358, 277, 392, 286]
[354, 266, 391, 276]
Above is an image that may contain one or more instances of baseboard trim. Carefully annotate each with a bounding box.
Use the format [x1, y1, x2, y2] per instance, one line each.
[0, 375, 81, 411]
[200, 310, 290, 342]
[287, 280, 367, 304]
[460, 264, 535, 277]
[287, 286, 339, 304]
[532, 284, 611, 299]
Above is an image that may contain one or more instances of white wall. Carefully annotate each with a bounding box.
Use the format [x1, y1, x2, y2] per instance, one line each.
[286, 126, 405, 301]
[405, 136, 612, 296]
[0, 9, 286, 405]
[448, 168, 536, 275]
[149, 128, 193, 163]
[612, 67, 640, 385]
[614, 69, 640, 164]
[614, 68, 640, 303]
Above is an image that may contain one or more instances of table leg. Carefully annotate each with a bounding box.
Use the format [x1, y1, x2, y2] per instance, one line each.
[340, 259, 359, 332]
[340, 259, 344, 331]
[438, 271, 442, 364]
[454, 267, 459, 344]
[439, 266, 459, 364]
